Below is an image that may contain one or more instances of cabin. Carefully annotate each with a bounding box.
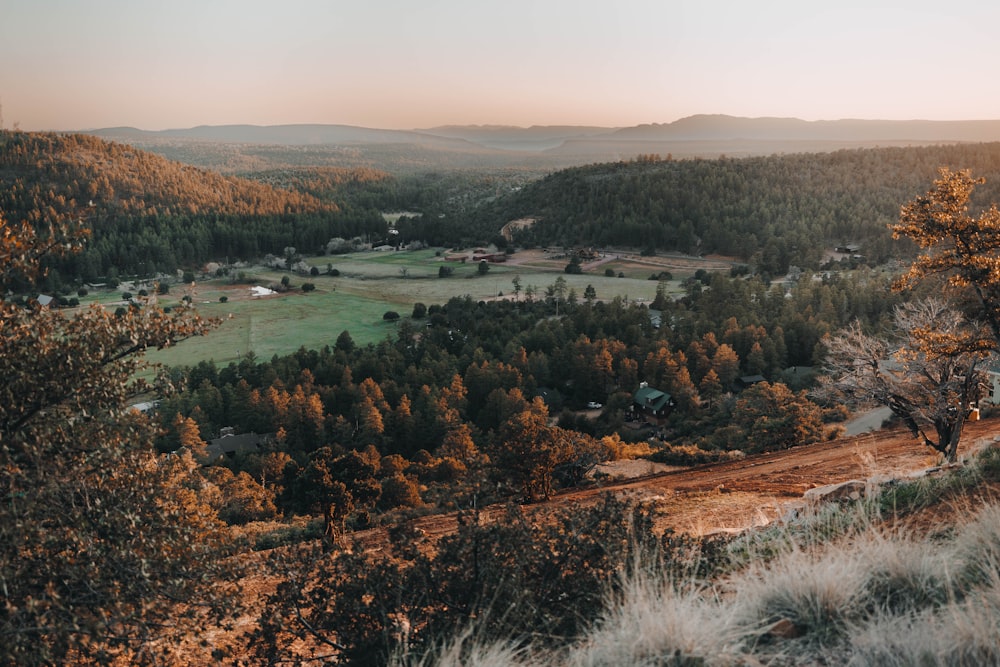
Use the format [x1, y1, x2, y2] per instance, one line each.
[632, 383, 675, 425]
[204, 428, 268, 462]
[737, 374, 766, 390]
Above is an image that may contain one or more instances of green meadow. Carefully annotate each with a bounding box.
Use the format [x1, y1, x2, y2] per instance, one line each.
[125, 248, 671, 371]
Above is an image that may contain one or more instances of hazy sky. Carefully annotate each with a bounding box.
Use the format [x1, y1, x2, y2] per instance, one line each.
[3, 0, 999, 131]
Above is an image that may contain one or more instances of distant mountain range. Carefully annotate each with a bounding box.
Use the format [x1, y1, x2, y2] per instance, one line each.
[608, 115, 1000, 142]
[89, 115, 1000, 149]
[84, 115, 1000, 173]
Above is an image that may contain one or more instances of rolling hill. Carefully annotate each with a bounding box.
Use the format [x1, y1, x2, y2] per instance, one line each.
[84, 115, 1000, 173]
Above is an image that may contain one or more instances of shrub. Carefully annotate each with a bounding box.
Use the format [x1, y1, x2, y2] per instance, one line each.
[301, 283, 316, 292]
[560, 568, 744, 667]
[648, 443, 745, 467]
[378, 475, 423, 511]
[219, 295, 228, 303]
[734, 545, 870, 648]
[953, 503, 1000, 588]
[383, 311, 400, 322]
[254, 497, 729, 666]
[253, 519, 324, 551]
[858, 535, 950, 616]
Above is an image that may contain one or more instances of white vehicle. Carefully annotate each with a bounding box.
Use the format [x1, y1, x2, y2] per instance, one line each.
[586, 401, 603, 409]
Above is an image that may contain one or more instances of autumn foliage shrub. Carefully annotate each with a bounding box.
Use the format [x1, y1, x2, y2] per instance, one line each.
[252, 495, 731, 666]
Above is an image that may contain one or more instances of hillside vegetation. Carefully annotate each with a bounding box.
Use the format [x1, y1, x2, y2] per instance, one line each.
[0, 131, 388, 285]
[474, 144, 1000, 275]
[395, 444, 1000, 667]
[10, 130, 1000, 290]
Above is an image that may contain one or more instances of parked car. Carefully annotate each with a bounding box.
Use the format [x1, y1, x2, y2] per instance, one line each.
[586, 401, 603, 409]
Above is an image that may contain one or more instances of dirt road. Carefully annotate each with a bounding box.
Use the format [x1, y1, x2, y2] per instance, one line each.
[354, 417, 1000, 549]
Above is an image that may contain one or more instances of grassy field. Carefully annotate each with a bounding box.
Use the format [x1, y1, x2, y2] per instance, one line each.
[92, 247, 687, 372]
[144, 287, 399, 369]
[307, 248, 674, 305]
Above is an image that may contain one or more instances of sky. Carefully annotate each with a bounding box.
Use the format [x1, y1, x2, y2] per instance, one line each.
[3, 0, 1000, 132]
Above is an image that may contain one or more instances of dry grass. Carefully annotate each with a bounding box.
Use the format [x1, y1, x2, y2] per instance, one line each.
[394, 629, 537, 667]
[563, 570, 745, 667]
[412, 447, 1000, 667]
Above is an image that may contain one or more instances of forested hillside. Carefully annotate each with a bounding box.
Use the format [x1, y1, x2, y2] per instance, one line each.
[0, 131, 390, 287]
[474, 143, 1000, 275]
[10, 130, 1000, 292]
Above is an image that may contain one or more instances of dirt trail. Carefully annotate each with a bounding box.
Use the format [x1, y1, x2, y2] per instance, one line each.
[352, 418, 1000, 549]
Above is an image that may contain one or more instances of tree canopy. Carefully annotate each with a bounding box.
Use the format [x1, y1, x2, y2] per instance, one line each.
[892, 167, 1000, 343]
[0, 209, 241, 665]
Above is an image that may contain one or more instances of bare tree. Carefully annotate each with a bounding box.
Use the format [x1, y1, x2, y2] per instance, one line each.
[819, 298, 991, 462]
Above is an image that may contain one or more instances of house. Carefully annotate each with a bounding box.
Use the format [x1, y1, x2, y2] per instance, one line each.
[835, 243, 862, 254]
[472, 252, 506, 263]
[738, 374, 766, 389]
[633, 383, 675, 425]
[534, 387, 562, 411]
[204, 429, 267, 462]
[982, 358, 1000, 405]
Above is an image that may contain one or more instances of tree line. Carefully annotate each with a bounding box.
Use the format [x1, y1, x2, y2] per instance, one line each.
[474, 143, 1000, 276]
